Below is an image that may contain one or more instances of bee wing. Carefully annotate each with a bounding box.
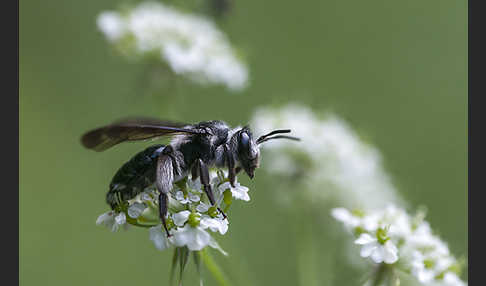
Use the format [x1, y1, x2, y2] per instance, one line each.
[80, 117, 201, 152]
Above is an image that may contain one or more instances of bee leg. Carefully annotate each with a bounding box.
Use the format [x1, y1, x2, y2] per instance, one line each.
[158, 192, 171, 237]
[156, 148, 176, 237]
[191, 163, 199, 181]
[235, 166, 242, 174]
[230, 167, 243, 186]
[224, 145, 237, 188]
[197, 159, 227, 219]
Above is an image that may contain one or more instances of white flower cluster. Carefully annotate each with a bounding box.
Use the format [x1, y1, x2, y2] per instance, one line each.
[97, 1, 248, 91]
[251, 104, 466, 285]
[96, 170, 250, 254]
[250, 104, 403, 210]
[332, 205, 466, 286]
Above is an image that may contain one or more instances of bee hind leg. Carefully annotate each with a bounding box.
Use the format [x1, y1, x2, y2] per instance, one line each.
[156, 147, 177, 237]
[158, 192, 171, 237]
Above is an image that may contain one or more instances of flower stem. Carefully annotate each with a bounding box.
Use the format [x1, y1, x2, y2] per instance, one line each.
[370, 264, 390, 286]
[199, 249, 231, 286]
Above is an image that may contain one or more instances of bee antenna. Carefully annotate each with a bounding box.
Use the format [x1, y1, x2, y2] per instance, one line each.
[256, 129, 292, 143]
[257, 135, 301, 144]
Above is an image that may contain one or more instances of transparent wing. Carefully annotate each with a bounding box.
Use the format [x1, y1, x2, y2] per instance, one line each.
[80, 117, 201, 152]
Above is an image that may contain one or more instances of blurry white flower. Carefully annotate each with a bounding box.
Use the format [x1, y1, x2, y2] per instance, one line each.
[97, 1, 248, 91]
[218, 181, 250, 201]
[251, 104, 403, 210]
[439, 272, 467, 286]
[96, 211, 127, 232]
[331, 208, 361, 228]
[97, 12, 126, 41]
[355, 232, 398, 264]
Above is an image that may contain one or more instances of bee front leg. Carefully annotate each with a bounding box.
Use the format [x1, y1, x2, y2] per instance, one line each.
[224, 145, 237, 188]
[197, 159, 227, 219]
[235, 166, 242, 176]
[156, 147, 176, 237]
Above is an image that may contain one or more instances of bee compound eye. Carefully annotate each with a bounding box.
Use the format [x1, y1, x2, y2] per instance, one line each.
[240, 132, 250, 149]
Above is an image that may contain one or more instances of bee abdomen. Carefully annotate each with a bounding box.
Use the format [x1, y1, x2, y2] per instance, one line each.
[106, 144, 165, 209]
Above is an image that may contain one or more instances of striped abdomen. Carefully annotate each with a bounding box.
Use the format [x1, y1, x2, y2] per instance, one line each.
[107, 144, 165, 208]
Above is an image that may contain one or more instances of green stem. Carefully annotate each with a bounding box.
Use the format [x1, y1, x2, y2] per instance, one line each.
[370, 264, 389, 286]
[199, 249, 230, 286]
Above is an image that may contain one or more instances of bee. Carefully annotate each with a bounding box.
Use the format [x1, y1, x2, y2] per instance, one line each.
[81, 117, 299, 236]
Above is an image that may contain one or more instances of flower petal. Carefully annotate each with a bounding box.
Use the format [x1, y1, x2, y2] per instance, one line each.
[355, 233, 375, 245]
[173, 210, 190, 226]
[186, 227, 211, 251]
[209, 237, 228, 256]
[200, 216, 228, 235]
[370, 246, 385, 263]
[383, 241, 398, 264]
[360, 243, 377, 258]
[128, 202, 146, 218]
[172, 225, 192, 247]
[149, 225, 171, 250]
[189, 193, 200, 202]
[196, 202, 210, 213]
[331, 208, 352, 222]
[175, 191, 187, 203]
[115, 212, 126, 225]
[96, 211, 114, 226]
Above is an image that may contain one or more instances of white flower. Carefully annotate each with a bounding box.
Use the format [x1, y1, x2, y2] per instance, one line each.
[173, 210, 191, 226]
[196, 202, 210, 213]
[330, 207, 381, 233]
[97, 2, 248, 91]
[96, 211, 127, 232]
[174, 191, 200, 204]
[410, 249, 458, 284]
[171, 224, 228, 254]
[97, 12, 126, 41]
[250, 104, 404, 209]
[218, 181, 250, 201]
[140, 190, 156, 203]
[172, 224, 211, 251]
[333, 206, 467, 285]
[149, 225, 172, 250]
[175, 191, 188, 204]
[96, 169, 246, 259]
[200, 215, 229, 235]
[331, 208, 361, 229]
[172, 210, 227, 235]
[127, 202, 146, 218]
[440, 272, 467, 286]
[189, 193, 200, 202]
[355, 233, 398, 264]
[187, 178, 203, 193]
[410, 251, 438, 283]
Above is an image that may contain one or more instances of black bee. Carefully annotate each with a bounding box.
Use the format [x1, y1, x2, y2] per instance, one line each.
[81, 117, 299, 236]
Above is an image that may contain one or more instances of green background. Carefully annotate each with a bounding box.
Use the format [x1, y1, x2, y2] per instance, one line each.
[20, 0, 467, 285]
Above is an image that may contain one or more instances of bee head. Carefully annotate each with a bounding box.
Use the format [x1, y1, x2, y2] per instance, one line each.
[236, 127, 260, 179]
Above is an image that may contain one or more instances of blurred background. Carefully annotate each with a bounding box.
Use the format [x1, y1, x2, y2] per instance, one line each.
[20, 0, 467, 285]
